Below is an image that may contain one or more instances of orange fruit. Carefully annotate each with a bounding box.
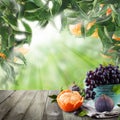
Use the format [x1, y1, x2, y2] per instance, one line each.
[57, 90, 84, 112]
[69, 20, 99, 38]
[86, 20, 96, 30]
[91, 28, 99, 38]
[14, 44, 30, 55]
[112, 34, 120, 41]
[106, 8, 112, 16]
[100, 53, 112, 58]
[100, 4, 104, 8]
[0, 53, 6, 59]
[69, 23, 81, 36]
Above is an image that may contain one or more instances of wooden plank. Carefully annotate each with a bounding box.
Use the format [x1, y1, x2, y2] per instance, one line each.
[92, 117, 118, 120]
[43, 90, 64, 120]
[63, 112, 88, 120]
[0, 90, 15, 104]
[3, 91, 37, 120]
[0, 91, 25, 120]
[23, 90, 49, 120]
[63, 111, 119, 120]
[63, 110, 119, 120]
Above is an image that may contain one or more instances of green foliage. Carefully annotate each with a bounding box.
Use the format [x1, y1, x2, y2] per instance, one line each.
[48, 95, 57, 103]
[112, 85, 120, 94]
[0, 0, 32, 87]
[78, 110, 88, 117]
[0, 0, 120, 88]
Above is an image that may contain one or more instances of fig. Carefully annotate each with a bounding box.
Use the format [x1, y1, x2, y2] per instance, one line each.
[95, 94, 114, 112]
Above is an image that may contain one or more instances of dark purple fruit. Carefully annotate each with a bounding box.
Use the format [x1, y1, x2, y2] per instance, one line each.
[71, 85, 80, 91]
[85, 64, 120, 99]
[95, 95, 114, 112]
[73, 107, 82, 115]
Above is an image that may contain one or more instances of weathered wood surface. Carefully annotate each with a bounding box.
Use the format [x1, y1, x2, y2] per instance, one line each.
[0, 90, 118, 120]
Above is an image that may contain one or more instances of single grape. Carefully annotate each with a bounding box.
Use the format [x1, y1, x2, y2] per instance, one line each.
[72, 85, 80, 91]
[73, 107, 82, 115]
[73, 110, 79, 115]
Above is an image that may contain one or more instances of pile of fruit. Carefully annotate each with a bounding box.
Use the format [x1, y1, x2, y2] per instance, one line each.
[85, 64, 120, 99]
[49, 64, 120, 116]
[53, 84, 115, 116]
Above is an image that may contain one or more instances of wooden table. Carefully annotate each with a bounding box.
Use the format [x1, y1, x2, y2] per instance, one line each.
[0, 90, 118, 120]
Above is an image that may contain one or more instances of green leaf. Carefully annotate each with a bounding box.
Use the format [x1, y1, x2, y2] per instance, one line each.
[33, 0, 44, 7]
[86, 25, 96, 37]
[96, 15, 111, 23]
[49, 94, 57, 103]
[48, 95, 57, 99]
[81, 23, 86, 38]
[104, 26, 113, 43]
[14, 21, 32, 45]
[59, 0, 70, 12]
[1, 62, 16, 83]
[98, 27, 113, 52]
[3, 15, 17, 27]
[51, 0, 62, 15]
[117, 103, 120, 107]
[0, 26, 11, 50]
[51, 99, 57, 103]
[112, 85, 120, 94]
[61, 14, 67, 30]
[78, 110, 87, 117]
[22, 21, 31, 33]
[24, 1, 39, 11]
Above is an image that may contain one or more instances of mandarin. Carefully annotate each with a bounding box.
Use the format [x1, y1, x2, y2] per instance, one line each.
[112, 34, 120, 41]
[69, 23, 81, 36]
[0, 53, 6, 59]
[57, 90, 84, 112]
[69, 20, 99, 38]
[106, 8, 112, 16]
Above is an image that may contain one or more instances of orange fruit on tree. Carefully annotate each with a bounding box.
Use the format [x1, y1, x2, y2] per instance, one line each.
[106, 8, 112, 16]
[69, 20, 99, 38]
[86, 20, 96, 30]
[57, 90, 84, 112]
[69, 23, 81, 36]
[0, 53, 6, 59]
[112, 34, 120, 41]
[100, 53, 112, 59]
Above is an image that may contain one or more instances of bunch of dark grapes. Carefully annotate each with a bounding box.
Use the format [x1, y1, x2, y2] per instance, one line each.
[85, 64, 120, 99]
[71, 84, 85, 97]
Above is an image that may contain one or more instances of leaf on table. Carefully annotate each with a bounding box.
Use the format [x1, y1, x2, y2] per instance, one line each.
[48, 94, 57, 103]
[78, 109, 88, 117]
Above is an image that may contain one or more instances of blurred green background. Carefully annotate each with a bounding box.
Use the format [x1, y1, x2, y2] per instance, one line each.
[11, 22, 108, 90]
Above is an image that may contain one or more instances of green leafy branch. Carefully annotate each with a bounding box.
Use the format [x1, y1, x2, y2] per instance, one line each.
[0, 0, 120, 87]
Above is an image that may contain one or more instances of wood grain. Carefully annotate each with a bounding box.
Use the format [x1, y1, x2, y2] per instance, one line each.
[43, 90, 64, 120]
[0, 91, 25, 120]
[0, 90, 14, 104]
[23, 91, 48, 120]
[3, 91, 37, 120]
[0, 90, 119, 120]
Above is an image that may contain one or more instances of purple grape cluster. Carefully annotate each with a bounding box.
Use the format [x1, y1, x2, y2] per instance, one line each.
[85, 64, 120, 99]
